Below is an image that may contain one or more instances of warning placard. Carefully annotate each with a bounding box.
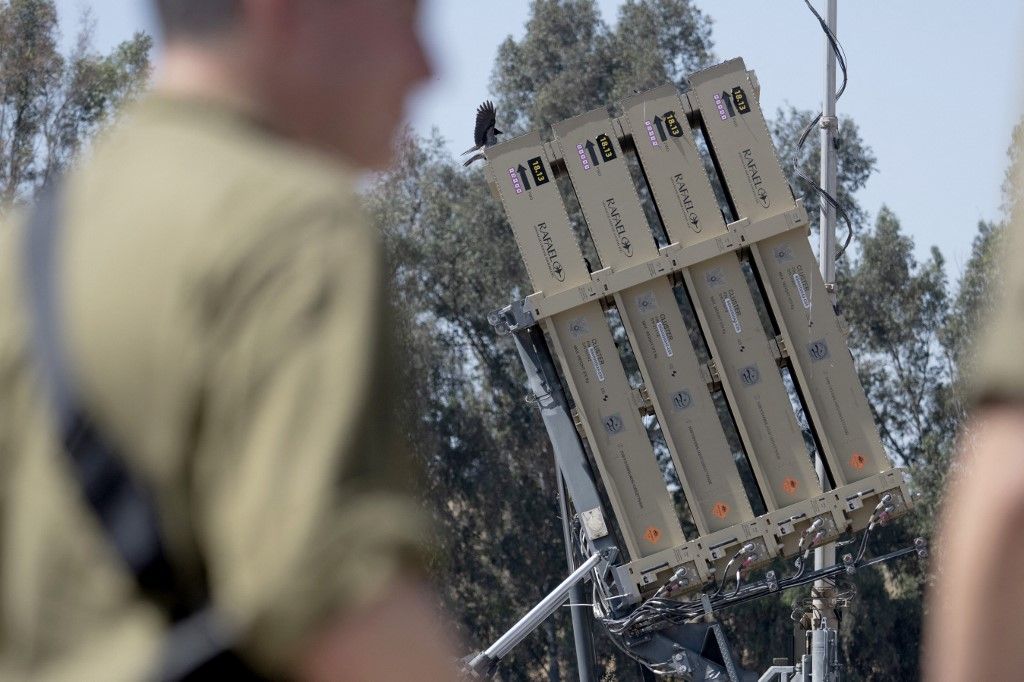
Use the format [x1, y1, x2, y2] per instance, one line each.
[644, 526, 663, 543]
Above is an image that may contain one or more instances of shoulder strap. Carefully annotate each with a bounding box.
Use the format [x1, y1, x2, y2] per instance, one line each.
[22, 186, 259, 681]
[24, 186, 182, 607]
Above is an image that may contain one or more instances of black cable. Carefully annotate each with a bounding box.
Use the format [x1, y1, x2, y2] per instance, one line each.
[796, 0, 848, 148]
[795, 0, 854, 261]
[796, 171, 856, 259]
[599, 522, 915, 640]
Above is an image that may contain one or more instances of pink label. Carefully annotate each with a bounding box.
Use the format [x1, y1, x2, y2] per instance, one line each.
[576, 143, 591, 171]
[713, 93, 728, 120]
[644, 120, 659, 147]
[508, 167, 523, 194]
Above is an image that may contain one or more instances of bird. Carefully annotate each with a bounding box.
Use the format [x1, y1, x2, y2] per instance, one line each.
[461, 100, 502, 167]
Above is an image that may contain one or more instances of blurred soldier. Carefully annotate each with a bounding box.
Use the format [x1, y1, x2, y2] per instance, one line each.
[0, 0, 459, 679]
[923, 192, 1024, 674]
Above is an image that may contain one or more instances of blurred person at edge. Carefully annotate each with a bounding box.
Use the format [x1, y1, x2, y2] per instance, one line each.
[0, 0, 461, 680]
[923, 162, 1024, 676]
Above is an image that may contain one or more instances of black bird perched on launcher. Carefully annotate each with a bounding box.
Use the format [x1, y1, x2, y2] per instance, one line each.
[461, 100, 503, 166]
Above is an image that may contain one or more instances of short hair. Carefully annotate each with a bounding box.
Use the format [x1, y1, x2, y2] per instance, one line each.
[153, 0, 241, 39]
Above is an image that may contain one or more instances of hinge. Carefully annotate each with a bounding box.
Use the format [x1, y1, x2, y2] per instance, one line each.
[571, 407, 587, 440]
[702, 358, 721, 389]
[580, 507, 609, 540]
[770, 334, 789, 362]
[634, 385, 656, 417]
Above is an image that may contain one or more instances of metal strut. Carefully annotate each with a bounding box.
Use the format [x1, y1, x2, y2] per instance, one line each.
[462, 552, 606, 678]
[556, 465, 597, 681]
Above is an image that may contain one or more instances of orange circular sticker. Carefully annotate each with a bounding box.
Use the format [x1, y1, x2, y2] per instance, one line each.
[644, 526, 662, 543]
[850, 453, 866, 470]
[712, 502, 730, 519]
[783, 478, 799, 495]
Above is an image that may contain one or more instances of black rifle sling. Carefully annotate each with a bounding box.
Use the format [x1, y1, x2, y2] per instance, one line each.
[23, 187, 263, 681]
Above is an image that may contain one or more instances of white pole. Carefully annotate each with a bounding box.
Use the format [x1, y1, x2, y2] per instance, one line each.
[813, 0, 838, 624]
[475, 551, 603, 664]
[818, 0, 839, 297]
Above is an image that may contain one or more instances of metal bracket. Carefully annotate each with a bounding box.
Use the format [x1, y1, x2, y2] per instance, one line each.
[570, 407, 587, 441]
[775, 334, 789, 359]
[702, 358, 721, 389]
[580, 507, 610, 541]
[487, 298, 537, 335]
[701, 594, 742, 682]
[502, 207, 809, 327]
[634, 385, 656, 416]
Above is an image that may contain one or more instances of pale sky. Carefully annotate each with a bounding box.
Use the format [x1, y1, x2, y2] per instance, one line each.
[57, 0, 1024, 284]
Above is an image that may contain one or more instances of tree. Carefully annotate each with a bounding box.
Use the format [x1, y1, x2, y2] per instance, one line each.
[491, 0, 713, 136]
[841, 208, 952, 471]
[0, 0, 152, 211]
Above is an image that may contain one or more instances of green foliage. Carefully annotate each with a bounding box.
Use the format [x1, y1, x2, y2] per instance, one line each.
[942, 220, 1003, 372]
[840, 207, 953, 469]
[0, 0, 152, 210]
[491, 0, 713, 135]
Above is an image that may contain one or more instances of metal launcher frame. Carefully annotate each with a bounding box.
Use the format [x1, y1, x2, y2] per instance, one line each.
[484, 58, 912, 676]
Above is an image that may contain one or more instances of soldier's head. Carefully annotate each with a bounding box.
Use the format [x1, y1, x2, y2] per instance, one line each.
[153, 0, 241, 40]
[153, 0, 431, 169]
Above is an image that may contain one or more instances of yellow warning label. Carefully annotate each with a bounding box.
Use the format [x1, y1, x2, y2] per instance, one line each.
[850, 453, 866, 470]
[644, 526, 662, 543]
[712, 502, 730, 519]
[782, 478, 799, 495]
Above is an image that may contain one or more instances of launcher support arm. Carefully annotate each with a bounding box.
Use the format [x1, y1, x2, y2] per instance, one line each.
[463, 550, 608, 678]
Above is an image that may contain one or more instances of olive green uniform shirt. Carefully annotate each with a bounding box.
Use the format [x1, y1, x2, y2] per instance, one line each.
[0, 97, 429, 679]
[973, 215, 1023, 404]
